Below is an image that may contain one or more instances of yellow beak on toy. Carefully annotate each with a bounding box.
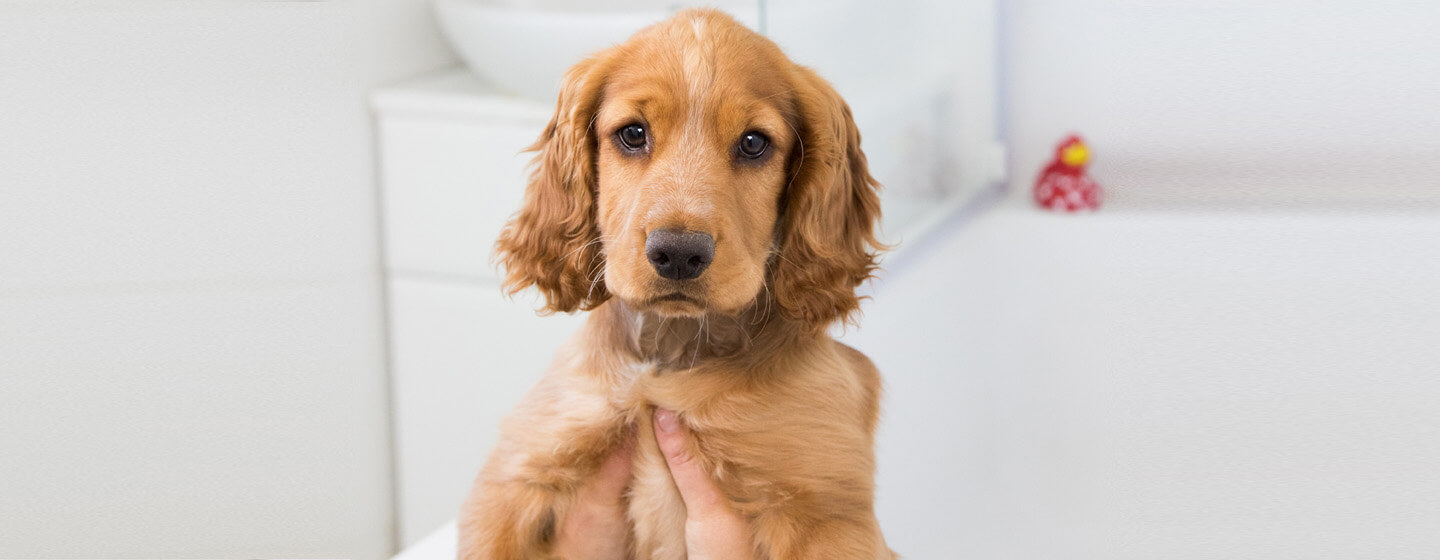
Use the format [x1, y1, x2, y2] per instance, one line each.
[1061, 142, 1089, 167]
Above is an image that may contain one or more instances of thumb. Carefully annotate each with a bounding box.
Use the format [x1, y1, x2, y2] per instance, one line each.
[653, 408, 728, 516]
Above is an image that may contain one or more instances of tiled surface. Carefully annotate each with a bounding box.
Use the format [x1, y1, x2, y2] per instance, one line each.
[0, 2, 457, 558]
[0, 5, 388, 292]
[0, 279, 392, 559]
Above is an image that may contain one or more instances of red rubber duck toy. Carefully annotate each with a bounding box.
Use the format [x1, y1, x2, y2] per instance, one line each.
[1034, 135, 1102, 212]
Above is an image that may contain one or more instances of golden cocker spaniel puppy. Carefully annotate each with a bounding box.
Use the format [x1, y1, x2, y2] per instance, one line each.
[459, 9, 892, 559]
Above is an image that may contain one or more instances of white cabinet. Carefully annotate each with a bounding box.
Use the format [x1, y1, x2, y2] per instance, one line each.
[373, 72, 585, 546]
[376, 72, 552, 281]
[387, 279, 583, 546]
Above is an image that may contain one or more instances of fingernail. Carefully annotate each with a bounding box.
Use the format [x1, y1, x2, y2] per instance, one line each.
[655, 408, 678, 433]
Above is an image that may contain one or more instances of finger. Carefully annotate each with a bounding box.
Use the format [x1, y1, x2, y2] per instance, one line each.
[555, 433, 636, 560]
[653, 408, 728, 516]
[653, 409, 754, 559]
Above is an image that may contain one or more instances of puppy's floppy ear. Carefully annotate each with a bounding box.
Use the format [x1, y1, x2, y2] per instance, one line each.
[495, 56, 610, 313]
[772, 67, 885, 327]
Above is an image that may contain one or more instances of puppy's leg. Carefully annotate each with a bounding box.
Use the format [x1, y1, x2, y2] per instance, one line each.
[457, 376, 627, 560]
[760, 515, 896, 560]
[458, 475, 570, 560]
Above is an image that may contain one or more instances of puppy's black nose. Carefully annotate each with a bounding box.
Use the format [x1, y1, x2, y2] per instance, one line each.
[645, 229, 714, 281]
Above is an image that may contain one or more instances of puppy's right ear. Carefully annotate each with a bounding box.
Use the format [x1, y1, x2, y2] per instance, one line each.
[495, 56, 610, 314]
[771, 66, 885, 328]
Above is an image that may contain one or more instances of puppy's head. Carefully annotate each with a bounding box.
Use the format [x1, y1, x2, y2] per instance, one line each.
[496, 9, 882, 328]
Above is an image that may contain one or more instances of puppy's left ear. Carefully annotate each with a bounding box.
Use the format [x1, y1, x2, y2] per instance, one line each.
[772, 67, 886, 328]
[494, 55, 610, 313]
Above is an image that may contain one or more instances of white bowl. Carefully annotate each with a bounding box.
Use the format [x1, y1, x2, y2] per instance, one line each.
[434, 0, 679, 103]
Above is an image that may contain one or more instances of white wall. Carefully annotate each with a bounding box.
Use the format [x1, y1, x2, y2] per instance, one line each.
[768, 0, 1001, 203]
[854, 2, 1440, 555]
[1005, 0, 1440, 208]
[844, 206, 1440, 559]
[0, 1, 455, 558]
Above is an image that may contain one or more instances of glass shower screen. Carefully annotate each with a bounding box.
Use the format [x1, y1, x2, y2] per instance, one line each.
[761, 0, 1001, 243]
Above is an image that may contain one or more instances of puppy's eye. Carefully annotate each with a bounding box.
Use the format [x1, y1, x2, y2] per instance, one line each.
[618, 124, 647, 151]
[738, 132, 769, 159]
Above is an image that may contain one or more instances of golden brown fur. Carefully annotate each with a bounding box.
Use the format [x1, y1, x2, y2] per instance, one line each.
[463, 9, 892, 559]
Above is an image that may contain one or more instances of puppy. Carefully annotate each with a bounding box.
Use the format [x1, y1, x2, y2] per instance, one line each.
[459, 9, 892, 559]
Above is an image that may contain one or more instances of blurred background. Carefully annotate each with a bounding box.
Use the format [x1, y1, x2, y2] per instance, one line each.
[2, 0, 1438, 559]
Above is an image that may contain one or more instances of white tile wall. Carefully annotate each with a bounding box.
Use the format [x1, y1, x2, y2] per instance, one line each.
[0, 3, 427, 290]
[0, 280, 394, 558]
[0, 2, 457, 558]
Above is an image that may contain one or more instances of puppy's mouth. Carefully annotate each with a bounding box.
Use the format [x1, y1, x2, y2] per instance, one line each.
[640, 291, 707, 316]
[652, 292, 698, 303]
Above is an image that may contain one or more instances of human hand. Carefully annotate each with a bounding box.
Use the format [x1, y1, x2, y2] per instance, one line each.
[552, 433, 635, 560]
[654, 408, 753, 560]
[551, 410, 752, 560]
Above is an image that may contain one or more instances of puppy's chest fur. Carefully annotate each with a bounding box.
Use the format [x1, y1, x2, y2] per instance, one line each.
[464, 309, 887, 560]
[623, 374, 691, 560]
[605, 314, 763, 559]
[603, 312, 859, 560]
[489, 306, 881, 559]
